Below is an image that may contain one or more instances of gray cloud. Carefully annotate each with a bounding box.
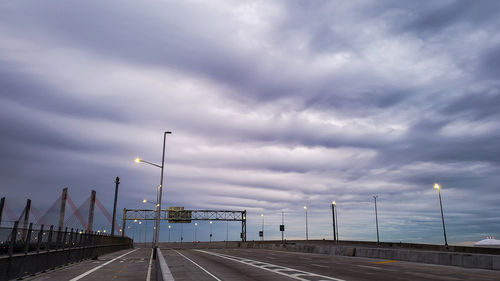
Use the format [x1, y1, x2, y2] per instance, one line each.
[1, 0, 499, 243]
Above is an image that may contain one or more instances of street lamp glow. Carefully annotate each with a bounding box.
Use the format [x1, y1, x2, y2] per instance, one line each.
[143, 199, 147, 203]
[135, 158, 141, 163]
[134, 219, 137, 222]
[168, 225, 171, 229]
[139, 221, 142, 225]
[210, 221, 213, 224]
[194, 223, 198, 226]
[434, 183, 440, 189]
[261, 214, 264, 217]
[304, 206, 307, 210]
[332, 201, 336, 205]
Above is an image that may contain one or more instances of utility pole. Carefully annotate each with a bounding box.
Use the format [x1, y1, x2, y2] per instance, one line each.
[111, 177, 120, 236]
[373, 195, 380, 245]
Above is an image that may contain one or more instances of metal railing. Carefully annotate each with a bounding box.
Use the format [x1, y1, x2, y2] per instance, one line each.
[0, 221, 133, 280]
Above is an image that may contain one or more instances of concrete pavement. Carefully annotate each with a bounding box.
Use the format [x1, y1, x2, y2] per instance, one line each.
[23, 248, 155, 281]
[163, 248, 500, 281]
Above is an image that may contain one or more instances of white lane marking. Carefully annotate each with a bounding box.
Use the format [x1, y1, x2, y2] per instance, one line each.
[174, 250, 221, 281]
[356, 265, 381, 270]
[195, 250, 346, 281]
[146, 248, 154, 281]
[312, 264, 329, 268]
[69, 249, 138, 281]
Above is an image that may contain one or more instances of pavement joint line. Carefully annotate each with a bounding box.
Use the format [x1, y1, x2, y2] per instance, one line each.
[174, 250, 222, 281]
[195, 250, 346, 281]
[69, 249, 138, 281]
[146, 248, 153, 281]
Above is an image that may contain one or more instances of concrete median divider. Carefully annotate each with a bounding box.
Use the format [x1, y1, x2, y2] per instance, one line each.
[156, 248, 175, 281]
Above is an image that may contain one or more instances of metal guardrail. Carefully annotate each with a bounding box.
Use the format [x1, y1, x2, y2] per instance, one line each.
[0, 221, 133, 280]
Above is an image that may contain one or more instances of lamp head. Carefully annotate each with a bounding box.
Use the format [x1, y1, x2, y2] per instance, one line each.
[332, 201, 336, 205]
[434, 183, 440, 190]
[303, 206, 307, 210]
[135, 158, 141, 163]
[142, 199, 147, 203]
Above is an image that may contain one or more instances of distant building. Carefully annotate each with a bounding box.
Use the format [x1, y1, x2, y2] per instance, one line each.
[474, 236, 500, 248]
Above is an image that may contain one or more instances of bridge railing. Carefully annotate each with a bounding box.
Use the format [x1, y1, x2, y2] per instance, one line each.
[0, 221, 133, 280]
[0, 221, 131, 258]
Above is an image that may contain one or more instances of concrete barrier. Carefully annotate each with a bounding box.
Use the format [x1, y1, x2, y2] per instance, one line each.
[156, 248, 175, 281]
[239, 240, 500, 271]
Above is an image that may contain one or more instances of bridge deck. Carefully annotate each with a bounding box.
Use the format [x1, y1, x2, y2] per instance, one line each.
[24, 248, 155, 281]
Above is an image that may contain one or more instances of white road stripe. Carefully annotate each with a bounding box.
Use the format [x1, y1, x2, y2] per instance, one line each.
[312, 264, 329, 268]
[195, 250, 346, 281]
[146, 248, 154, 281]
[69, 249, 138, 281]
[174, 250, 221, 281]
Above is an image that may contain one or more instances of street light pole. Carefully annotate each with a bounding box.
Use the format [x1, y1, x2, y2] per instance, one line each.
[194, 223, 198, 242]
[168, 225, 171, 242]
[156, 131, 172, 248]
[304, 206, 308, 240]
[373, 195, 380, 245]
[261, 214, 264, 241]
[210, 221, 213, 243]
[331, 201, 336, 242]
[434, 183, 448, 247]
[136, 131, 172, 248]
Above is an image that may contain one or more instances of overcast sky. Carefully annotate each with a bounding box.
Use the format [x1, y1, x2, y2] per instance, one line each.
[1, 0, 499, 244]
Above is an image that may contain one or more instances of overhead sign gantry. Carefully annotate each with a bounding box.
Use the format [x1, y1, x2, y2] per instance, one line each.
[122, 208, 247, 241]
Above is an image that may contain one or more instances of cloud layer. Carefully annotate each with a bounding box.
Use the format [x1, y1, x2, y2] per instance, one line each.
[1, 0, 499, 243]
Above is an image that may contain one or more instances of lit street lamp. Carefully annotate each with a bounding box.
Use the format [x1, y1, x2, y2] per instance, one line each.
[209, 221, 213, 243]
[194, 223, 198, 242]
[304, 206, 308, 240]
[168, 225, 171, 242]
[331, 201, 336, 242]
[135, 131, 172, 248]
[434, 183, 448, 247]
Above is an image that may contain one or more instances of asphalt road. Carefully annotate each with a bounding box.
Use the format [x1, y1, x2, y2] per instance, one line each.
[163, 248, 500, 281]
[24, 248, 155, 281]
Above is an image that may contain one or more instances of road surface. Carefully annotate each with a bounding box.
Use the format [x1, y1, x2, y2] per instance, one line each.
[163, 248, 500, 281]
[24, 248, 154, 281]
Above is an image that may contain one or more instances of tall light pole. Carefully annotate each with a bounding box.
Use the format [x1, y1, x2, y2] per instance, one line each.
[331, 201, 336, 242]
[261, 214, 264, 241]
[304, 206, 308, 240]
[373, 195, 380, 245]
[281, 211, 284, 244]
[194, 222, 198, 242]
[135, 131, 172, 248]
[209, 221, 213, 243]
[168, 225, 171, 242]
[434, 183, 448, 247]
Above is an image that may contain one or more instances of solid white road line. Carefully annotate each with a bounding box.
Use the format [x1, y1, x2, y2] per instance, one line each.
[195, 250, 346, 281]
[146, 248, 154, 281]
[69, 249, 138, 281]
[174, 250, 221, 281]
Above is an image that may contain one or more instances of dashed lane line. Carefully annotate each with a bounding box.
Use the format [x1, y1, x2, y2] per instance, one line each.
[195, 250, 346, 281]
[174, 250, 222, 281]
[69, 249, 138, 281]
